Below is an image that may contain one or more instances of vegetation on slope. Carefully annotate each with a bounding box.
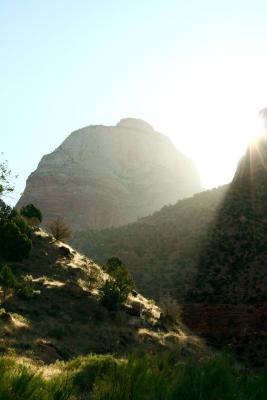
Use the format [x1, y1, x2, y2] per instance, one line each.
[0, 158, 205, 371]
[0, 229, 197, 364]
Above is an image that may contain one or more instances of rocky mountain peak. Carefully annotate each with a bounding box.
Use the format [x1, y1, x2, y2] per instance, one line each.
[17, 118, 201, 230]
[116, 118, 154, 133]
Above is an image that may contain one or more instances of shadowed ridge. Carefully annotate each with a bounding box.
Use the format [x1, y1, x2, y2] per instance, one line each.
[184, 115, 267, 366]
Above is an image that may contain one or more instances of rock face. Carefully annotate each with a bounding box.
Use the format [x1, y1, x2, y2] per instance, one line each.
[17, 118, 201, 230]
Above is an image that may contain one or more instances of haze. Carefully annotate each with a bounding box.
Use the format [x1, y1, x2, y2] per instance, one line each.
[1, 0, 267, 203]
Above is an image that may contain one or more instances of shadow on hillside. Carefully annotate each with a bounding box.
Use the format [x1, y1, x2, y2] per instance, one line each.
[184, 137, 267, 366]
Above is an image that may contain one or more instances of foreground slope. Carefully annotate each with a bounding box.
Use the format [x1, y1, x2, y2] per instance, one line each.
[0, 229, 200, 365]
[17, 118, 201, 230]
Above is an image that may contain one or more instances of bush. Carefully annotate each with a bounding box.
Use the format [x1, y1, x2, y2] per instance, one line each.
[0, 221, 32, 261]
[100, 279, 124, 310]
[12, 214, 32, 238]
[106, 257, 134, 293]
[0, 201, 16, 224]
[47, 216, 72, 242]
[20, 203, 42, 227]
[0, 202, 32, 261]
[17, 275, 39, 299]
[100, 258, 135, 310]
[106, 257, 123, 274]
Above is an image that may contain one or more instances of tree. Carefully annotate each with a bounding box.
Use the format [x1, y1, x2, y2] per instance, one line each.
[0, 200, 16, 224]
[20, 203, 42, 228]
[106, 257, 123, 274]
[0, 265, 16, 301]
[47, 216, 72, 242]
[100, 257, 135, 310]
[0, 157, 15, 198]
[0, 221, 32, 261]
[0, 158, 32, 261]
[106, 257, 134, 294]
[0, 204, 32, 262]
[100, 279, 123, 310]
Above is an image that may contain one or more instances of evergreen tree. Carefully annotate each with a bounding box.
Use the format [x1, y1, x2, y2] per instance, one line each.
[20, 203, 42, 227]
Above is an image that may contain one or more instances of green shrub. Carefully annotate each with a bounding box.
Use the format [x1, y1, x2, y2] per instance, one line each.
[106, 257, 123, 274]
[106, 258, 134, 291]
[17, 275, 40, 299]
[111, 264, 135, 294]
[12, 214, 32, 238]
[100, 279, 124, 310]
[20, 203, 42, 227]
[100, 258, 135, 310]
[0, 222, 32, 261]
[0, 201, 16, 224]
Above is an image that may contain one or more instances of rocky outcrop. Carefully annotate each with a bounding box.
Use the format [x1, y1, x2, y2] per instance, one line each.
[17, 118, 201, 230]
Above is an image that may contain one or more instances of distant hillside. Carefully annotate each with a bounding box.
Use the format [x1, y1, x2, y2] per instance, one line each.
[72, 185, 228, 301]
[17, 118, 201, 230]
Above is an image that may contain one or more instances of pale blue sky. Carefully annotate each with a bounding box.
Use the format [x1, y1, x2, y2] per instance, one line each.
[1, 0, 267, 204]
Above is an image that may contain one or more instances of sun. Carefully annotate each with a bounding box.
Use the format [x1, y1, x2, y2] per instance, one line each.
[247, 108, 267, 146]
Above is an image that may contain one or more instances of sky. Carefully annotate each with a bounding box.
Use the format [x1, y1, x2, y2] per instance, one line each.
[1, 0, 267, 204]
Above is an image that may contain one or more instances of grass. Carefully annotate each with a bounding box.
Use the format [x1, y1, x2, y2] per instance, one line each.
[92, 352, 267, 400]
[0, 356, 73, 400]
[1, 352, 267, 399]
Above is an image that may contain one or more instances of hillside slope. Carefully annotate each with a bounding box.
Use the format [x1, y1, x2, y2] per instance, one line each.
[0, 229, 200, 365]
[17, 118, 201, 230]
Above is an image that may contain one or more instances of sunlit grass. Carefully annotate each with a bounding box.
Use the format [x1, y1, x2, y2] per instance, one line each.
[1, 351, 267, 399]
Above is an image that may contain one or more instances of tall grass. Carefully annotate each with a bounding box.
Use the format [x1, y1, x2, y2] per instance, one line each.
[92, 353, 267, 400]
[1, 352, 267, 399]
[0, 357, 73, 400]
